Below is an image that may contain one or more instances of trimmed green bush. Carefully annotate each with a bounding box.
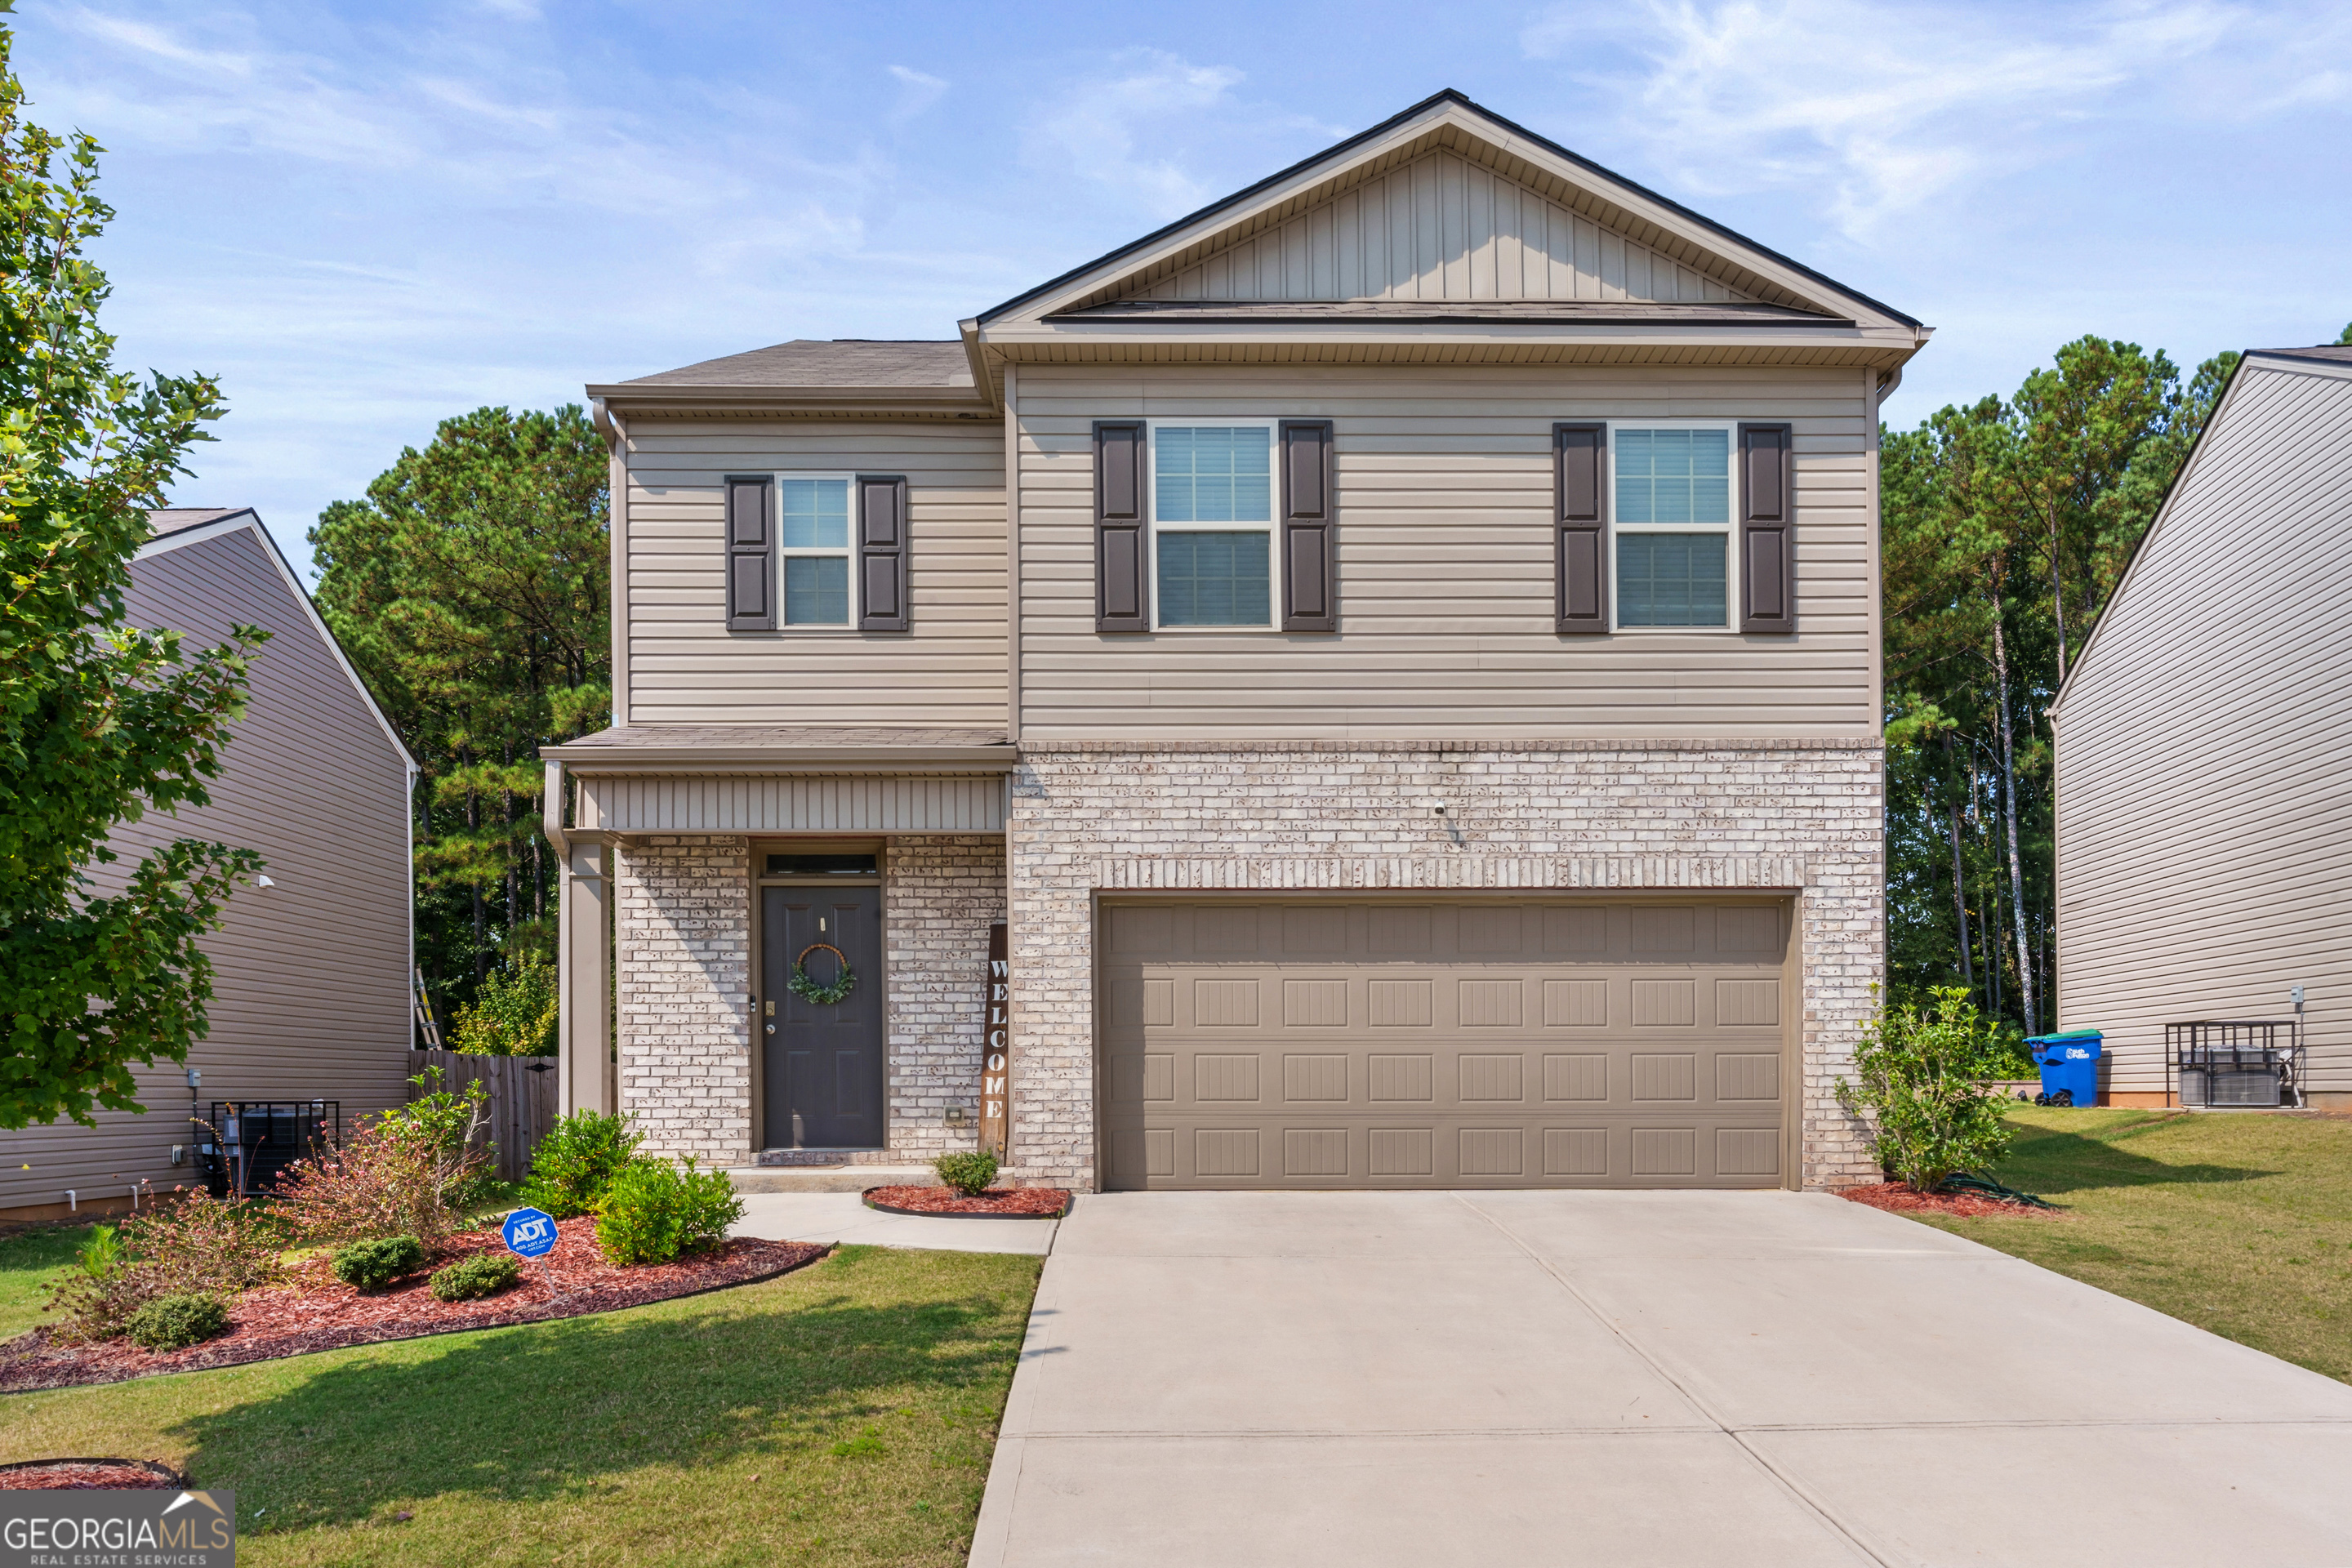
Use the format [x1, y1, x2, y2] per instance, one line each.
[593, 1156, 744, 1267]
[429, 1254, 522, 1303]
[332, 1234, 425, 1293]
[1837, 987, 2018, 1191]
[933, 1151, 999, 1197]
[124, 1292, 228, 1352]
[520, 1110, 643, 1219]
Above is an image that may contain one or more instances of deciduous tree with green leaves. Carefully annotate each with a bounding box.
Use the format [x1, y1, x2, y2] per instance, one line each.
[0, 21, 265, 1129]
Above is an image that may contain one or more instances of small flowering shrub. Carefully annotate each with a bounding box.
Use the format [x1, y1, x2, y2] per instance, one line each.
[44, 1195, 284, 1343]
[277, 1075, 492, 1253]
[932, 1151, 999, 1197]
[331, 1235, 425, 1293]
[124, 1293, 229, 1352]
[429, 1254, 521, 1302]
[594, 1157, 743, 1267]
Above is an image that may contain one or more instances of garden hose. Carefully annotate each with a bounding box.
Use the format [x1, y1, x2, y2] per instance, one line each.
[1937, 1171, 2056, 1210]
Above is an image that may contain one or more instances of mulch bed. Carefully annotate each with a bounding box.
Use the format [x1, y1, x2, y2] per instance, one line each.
[0, 1459, 187, 1490]
[0, 1218, 827, 1394]
[862, 1185, 1071, 1218]
[1839, 1183, 2062, 1219]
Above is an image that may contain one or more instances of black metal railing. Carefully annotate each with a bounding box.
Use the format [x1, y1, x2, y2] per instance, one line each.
[193, 1101, 341, 1197]
[2166, 1022, 2303, 1108]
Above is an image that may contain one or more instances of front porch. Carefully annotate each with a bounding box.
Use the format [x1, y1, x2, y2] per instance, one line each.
[540, 726, 1013, 1176]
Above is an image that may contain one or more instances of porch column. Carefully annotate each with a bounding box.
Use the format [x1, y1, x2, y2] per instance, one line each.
[559, 837, 613, 1116]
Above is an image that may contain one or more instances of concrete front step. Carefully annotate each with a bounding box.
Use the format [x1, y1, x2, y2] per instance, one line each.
[725, 1165, 934, 1194]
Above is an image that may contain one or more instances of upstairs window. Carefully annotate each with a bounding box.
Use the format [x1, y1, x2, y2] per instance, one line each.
[1152, 424, 1273, 628]
[1613, 427, 1731, 629]
[779, 478, 851, 626]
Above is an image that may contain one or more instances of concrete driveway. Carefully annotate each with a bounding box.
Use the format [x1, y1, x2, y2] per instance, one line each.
[969, 1191, 2352, 1567]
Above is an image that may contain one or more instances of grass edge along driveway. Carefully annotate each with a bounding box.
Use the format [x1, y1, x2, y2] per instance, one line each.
[0, 1243, 1043, 1567]
[1904, 1106, 2352, 1384]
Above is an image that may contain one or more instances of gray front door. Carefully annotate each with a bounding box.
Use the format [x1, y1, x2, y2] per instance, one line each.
[762, 886, 884, 1150]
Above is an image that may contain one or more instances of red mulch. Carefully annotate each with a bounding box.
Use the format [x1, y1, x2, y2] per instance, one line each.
[862, 1185, 1070, 1218]
[0, 1459, 186, 1490]
[1839, 1183, 2062, 1219]
[0, 1218, 827, 1394]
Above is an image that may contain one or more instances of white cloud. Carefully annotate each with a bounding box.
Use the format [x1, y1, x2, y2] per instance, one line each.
[1521, 0, 2345, 239]
[887, 65, 948, 123]
[1022, 51, 1250, 217]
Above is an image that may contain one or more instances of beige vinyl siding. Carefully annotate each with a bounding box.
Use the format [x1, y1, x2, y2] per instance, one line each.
[1135, 149, 1748, 306]
[2053, 356, 2352, 1099]
[623, 421, 1006, 727]
[1014, 363, 1874, 739]
[577, 773, 1006, 834]
[0, 526, 413, 1217]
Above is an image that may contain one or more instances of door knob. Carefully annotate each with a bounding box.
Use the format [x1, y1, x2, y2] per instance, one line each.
[764, 1023, 775, 1035]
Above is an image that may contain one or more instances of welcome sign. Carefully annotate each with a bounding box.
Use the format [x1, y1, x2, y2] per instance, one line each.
[2, 1488, 234, 1566]
[979, 922, 1009, 1156]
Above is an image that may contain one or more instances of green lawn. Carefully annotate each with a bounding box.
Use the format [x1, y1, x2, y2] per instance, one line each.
[1907, 1107, 2352, 1383]
[0, 1244, 1042, 1566]
[0, 1223, 94, 1340]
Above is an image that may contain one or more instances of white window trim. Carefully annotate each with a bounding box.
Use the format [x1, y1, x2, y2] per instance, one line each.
[1143, 418, 1282, 633]
[774, 470, 858, 632]
[1604, 418, 1740, 635]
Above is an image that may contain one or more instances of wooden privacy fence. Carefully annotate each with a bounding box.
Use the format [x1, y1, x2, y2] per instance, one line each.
[408, 1050, 559, 1184]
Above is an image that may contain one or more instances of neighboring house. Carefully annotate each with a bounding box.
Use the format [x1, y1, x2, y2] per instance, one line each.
[2047, 345, 2352, 1109]
[545, 91, 1931, 1192]
[0, 509, 417, 1222]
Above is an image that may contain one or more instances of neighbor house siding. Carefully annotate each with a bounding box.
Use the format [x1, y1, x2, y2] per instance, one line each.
[1013, 363, 1875, 740]
[0, 525, 413, 1218]
[1135, 149, 1748, 305]
[622, 420, 1007, 727]
[2053, 356, 2352, 1101]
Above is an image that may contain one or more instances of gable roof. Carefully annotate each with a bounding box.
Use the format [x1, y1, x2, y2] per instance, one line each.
[587, 338, 987, 414]
[2050, 345, 2352, 717]
[139, 508, 417, 773]
[975, 90, 1922, 333]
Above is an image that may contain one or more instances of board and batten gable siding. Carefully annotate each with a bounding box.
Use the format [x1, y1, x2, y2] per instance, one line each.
[0, 523, 414, 1218]
[2052, 354, 2352, 1101]
[1013, 363, 1876, 739]
[622, 420, 1006, 727]
[1133, 148, 1748, 307]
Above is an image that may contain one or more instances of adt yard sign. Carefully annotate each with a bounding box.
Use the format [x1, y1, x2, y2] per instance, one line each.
[503, 1207, 557, 1258]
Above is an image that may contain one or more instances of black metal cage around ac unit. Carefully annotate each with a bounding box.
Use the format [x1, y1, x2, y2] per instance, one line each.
[2167, 1022, 2303, 1109]
[194, 1101, 341, 1196]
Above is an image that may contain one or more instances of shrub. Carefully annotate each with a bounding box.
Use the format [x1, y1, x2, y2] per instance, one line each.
[429, 1254, 521, 1303]
[379, 1066, 500, 1211]
[519, 1110, 642, 1219]
[933, 1150, 999, 1197]
[275, 1076, 493, 1252]
[124, 1293, 229, 1352]
[332, 1235, 425, 1293]
[593, 1156, 744, 1267]
[450, 953, 559, 1057]
[1837, 987, 2018, 1191]
[45, 1194, 287, 1344]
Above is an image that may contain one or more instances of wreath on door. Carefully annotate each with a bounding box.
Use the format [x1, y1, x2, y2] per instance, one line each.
[788, 942, 857, 1006]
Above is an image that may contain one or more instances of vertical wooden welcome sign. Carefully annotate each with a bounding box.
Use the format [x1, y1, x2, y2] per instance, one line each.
[980, 922, 1009, 1156]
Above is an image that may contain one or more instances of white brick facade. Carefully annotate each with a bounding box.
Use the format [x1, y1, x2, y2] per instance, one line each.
[883, 835, 1009, 1160]
[1005, 741, 1884, 1191]
[615, 835, 753, 1165]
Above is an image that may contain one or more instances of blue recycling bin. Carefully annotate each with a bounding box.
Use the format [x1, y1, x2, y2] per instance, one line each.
[2026, 1031, 2103, 1107]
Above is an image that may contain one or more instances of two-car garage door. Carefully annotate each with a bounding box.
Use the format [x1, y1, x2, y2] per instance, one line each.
[1101, 898, 1793, 1191]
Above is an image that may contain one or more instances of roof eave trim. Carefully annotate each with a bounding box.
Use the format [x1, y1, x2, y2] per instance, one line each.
[974, 87, 1923, 333]
[539, 743, 1019, 773]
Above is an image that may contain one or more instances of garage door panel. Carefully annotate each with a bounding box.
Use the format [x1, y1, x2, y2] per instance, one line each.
[1102, 899, 1788, 1191]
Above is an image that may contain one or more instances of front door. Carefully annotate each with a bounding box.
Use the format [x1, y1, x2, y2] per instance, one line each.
[761, 885, 884, 1149]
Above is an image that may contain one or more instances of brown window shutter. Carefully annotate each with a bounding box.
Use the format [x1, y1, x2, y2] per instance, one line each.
[855, 474, 910, 632]
[1279, 419, 1337, 631]
[1094, 421, 1147, 633]
[724, 474, 774, 632]
[1739, 423, 1795, 634]
[1553, 423, 1606, 635]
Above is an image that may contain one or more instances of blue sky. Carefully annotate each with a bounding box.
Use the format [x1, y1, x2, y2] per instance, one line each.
[18, 0, 2350, 579]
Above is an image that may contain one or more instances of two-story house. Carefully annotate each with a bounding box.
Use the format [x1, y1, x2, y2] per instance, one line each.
[543, 91, 1928, 1192]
